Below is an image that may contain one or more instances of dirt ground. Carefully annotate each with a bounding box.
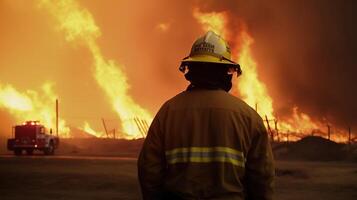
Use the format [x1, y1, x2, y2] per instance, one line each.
[0, 156, 356, 200]
[0, 156, 139, 200]
[275, 161, 357, 200]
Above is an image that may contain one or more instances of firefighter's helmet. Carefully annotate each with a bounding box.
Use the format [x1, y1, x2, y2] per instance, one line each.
[180, 31, 241, 76]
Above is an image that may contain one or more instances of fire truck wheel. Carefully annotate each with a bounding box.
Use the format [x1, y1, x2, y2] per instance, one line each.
[14, 149, 22, 156]
[26, 149, 34, 155]
[44, 142, 55, 155]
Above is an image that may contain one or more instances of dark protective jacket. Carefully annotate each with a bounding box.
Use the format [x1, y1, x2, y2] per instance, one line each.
[138, 88, 274, 200]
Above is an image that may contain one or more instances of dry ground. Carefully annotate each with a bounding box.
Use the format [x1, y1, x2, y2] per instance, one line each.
[0, 156, 356, 200]
[275, 161, 357, 200]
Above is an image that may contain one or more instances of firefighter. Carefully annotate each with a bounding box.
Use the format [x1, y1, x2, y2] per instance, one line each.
[138, 31, 275, 200]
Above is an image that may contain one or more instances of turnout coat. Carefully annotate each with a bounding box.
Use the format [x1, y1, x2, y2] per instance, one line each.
[138, 88, 274, 200]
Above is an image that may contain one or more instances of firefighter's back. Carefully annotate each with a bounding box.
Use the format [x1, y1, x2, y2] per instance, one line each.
[161, 89, 261, 199]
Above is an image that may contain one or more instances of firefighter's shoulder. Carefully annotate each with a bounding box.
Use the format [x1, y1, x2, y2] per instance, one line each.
[162, 90, 257, 116]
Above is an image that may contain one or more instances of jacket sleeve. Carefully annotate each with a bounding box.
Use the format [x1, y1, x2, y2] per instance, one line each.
[138, 108, 167, 200]
[245, 118, 275, 200]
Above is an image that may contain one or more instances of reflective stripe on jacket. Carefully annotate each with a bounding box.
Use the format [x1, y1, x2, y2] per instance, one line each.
[165, 147, 245, 167]
[138, 89, 274, 200]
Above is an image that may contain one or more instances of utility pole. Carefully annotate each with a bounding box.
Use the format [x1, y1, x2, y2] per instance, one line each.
[348, 126, 352, 146]
[56, 99, 59, 137]
[327, 124, 331, 140]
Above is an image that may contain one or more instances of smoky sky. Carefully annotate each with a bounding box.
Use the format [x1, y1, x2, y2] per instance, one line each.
[0, 0, 356, 135]
[196, 0, 357, 129]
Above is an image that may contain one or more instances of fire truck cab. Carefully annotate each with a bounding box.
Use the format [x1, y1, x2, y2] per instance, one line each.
[7, 121, 59, 155]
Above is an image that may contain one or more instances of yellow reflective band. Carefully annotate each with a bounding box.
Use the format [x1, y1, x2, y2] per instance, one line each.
[168, 157, 244, 167]
[165, 147, 243, 157]
[165, 147, 245, 167]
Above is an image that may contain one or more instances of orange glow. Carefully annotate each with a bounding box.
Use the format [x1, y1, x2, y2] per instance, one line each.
[39, 0, 152, 139]
[0, 85, 33, 111]
[193, 8, 228, 39]
[0, 2, 350, 143]
[156, 23, 170, 32]
[80, 121, 104, 138]
[0, 83, 70, 137]
[279, 107, 320, 133]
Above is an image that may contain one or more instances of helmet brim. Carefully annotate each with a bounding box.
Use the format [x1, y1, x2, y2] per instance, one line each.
[181, 54, 238, 66]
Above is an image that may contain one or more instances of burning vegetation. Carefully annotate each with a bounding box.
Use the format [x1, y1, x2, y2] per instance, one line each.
[0, 0, 355, 143]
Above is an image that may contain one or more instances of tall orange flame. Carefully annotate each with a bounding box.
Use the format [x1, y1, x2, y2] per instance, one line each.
[236, 31, 275, 119]
[39, 0, 152, 139]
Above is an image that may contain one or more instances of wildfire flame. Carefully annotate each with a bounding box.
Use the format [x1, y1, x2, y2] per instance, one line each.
[279, 107, 320, 133]
[0, 2, 350, 142]
[236, 31, 275, 119]
[38, 0, 152, 139]
[80, 121, 105, 138]
[0, 83, 70, 136]
[193, 9, 349, 143]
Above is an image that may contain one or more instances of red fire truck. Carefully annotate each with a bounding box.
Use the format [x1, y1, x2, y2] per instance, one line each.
[7, 121, 59, 155]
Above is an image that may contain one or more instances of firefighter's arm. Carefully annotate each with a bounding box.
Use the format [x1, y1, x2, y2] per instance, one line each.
[138, 110, 166, 200]
[245, 119, 275, 200]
